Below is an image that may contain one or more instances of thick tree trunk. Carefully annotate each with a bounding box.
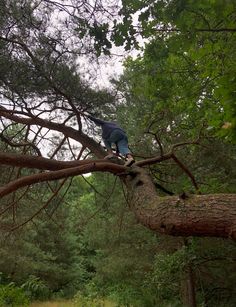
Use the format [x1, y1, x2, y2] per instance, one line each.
[181, 265, 197, 307]
[124, 167, 236, 240]
[182, 265, 197, 307]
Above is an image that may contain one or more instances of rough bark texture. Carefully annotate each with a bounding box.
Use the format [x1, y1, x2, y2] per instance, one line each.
[124, 166, 236, 240]
[0, 161, 125, 198]
[185, 266, 197, 307]
[0, 150, 235, 239]
[0, 151, 107, 170]
[181, 265, 197, 307]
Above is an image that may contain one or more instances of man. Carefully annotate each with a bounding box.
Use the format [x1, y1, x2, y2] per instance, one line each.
[87, 114, 135, 166]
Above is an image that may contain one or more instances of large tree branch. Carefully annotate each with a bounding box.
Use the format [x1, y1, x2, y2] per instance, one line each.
[0, 106, 105, 158]
[0, 149, 177, 172]
[0, 150, 235, 240]
[0, 161, 126, 198]
[125, 167, 236, 240]
[0, 151, 110, 170]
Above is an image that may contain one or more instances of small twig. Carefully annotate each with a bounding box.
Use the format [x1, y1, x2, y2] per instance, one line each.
[50, 136, 67, 159]
[10, 176, 71, 231]
[145, 131, 164, 156]
[0, 133, 42, 156]
[81, 175, 106, 198]
[77, 146, 85, 160]
[171, 153, 199, 192]
[0, 186, 30, 216]
[47, 177, 73, 218]
[171, 139, 200, 152]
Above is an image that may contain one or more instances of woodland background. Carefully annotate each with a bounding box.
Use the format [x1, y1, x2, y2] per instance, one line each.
[0, 0, 236, 306]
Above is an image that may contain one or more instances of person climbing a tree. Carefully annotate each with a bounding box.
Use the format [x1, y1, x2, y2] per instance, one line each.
[87, 114, 135, 166]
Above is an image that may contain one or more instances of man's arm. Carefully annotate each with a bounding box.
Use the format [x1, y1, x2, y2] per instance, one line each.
[104, 139, 112, 150]
[87, 114, 106, 126]
[104, 139, 114, 156]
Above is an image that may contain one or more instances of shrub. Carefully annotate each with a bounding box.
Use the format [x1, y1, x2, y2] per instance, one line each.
[21, 275, 50, 300]
[73, 292, 105, 307]
[0, 283, 29, 306]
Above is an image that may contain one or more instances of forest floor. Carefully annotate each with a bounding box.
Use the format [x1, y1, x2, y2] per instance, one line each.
[30, 299, 116, 307]
[30, 301, 74, 307]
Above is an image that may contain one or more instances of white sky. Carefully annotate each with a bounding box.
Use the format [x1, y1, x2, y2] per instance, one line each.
[45, 0, 143, 88]
[0, 0, 143, 160]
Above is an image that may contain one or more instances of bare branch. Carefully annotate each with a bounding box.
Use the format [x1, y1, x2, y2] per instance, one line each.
[0, 161, 126, 198]
[0, 150, 105, 170]
[0, 186, 30, 216]
[50, 136, 67, 159]
[9, 177, 72, 231]
[0, 133, 42, 156]
[0, 105, 105, 157]
[135, 152, 173, 167]
[171, 153, 199, 192]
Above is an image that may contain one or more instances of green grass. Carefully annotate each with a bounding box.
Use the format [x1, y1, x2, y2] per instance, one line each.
[30, 301, 74, 307]
[30, 299, 116, 307]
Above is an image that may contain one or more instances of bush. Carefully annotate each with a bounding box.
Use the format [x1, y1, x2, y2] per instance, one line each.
[73, 292, 105, 307]
[21, 275, 50, 300]
[0, 283, 29, 306]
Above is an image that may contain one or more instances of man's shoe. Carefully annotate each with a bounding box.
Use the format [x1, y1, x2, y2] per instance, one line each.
[124, 157, 135, 167]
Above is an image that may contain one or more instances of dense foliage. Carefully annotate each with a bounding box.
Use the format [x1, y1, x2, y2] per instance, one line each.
[0, 171, 235, 306]
[0, 0, 235, 306]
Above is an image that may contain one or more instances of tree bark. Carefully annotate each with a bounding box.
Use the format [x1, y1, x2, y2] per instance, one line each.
[186, 265, 197, 307]
[0, 107, 105, 158]
[0, 151, 235, 239]
[181, 265, 197, 307]
[124, 166, 236, 240]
